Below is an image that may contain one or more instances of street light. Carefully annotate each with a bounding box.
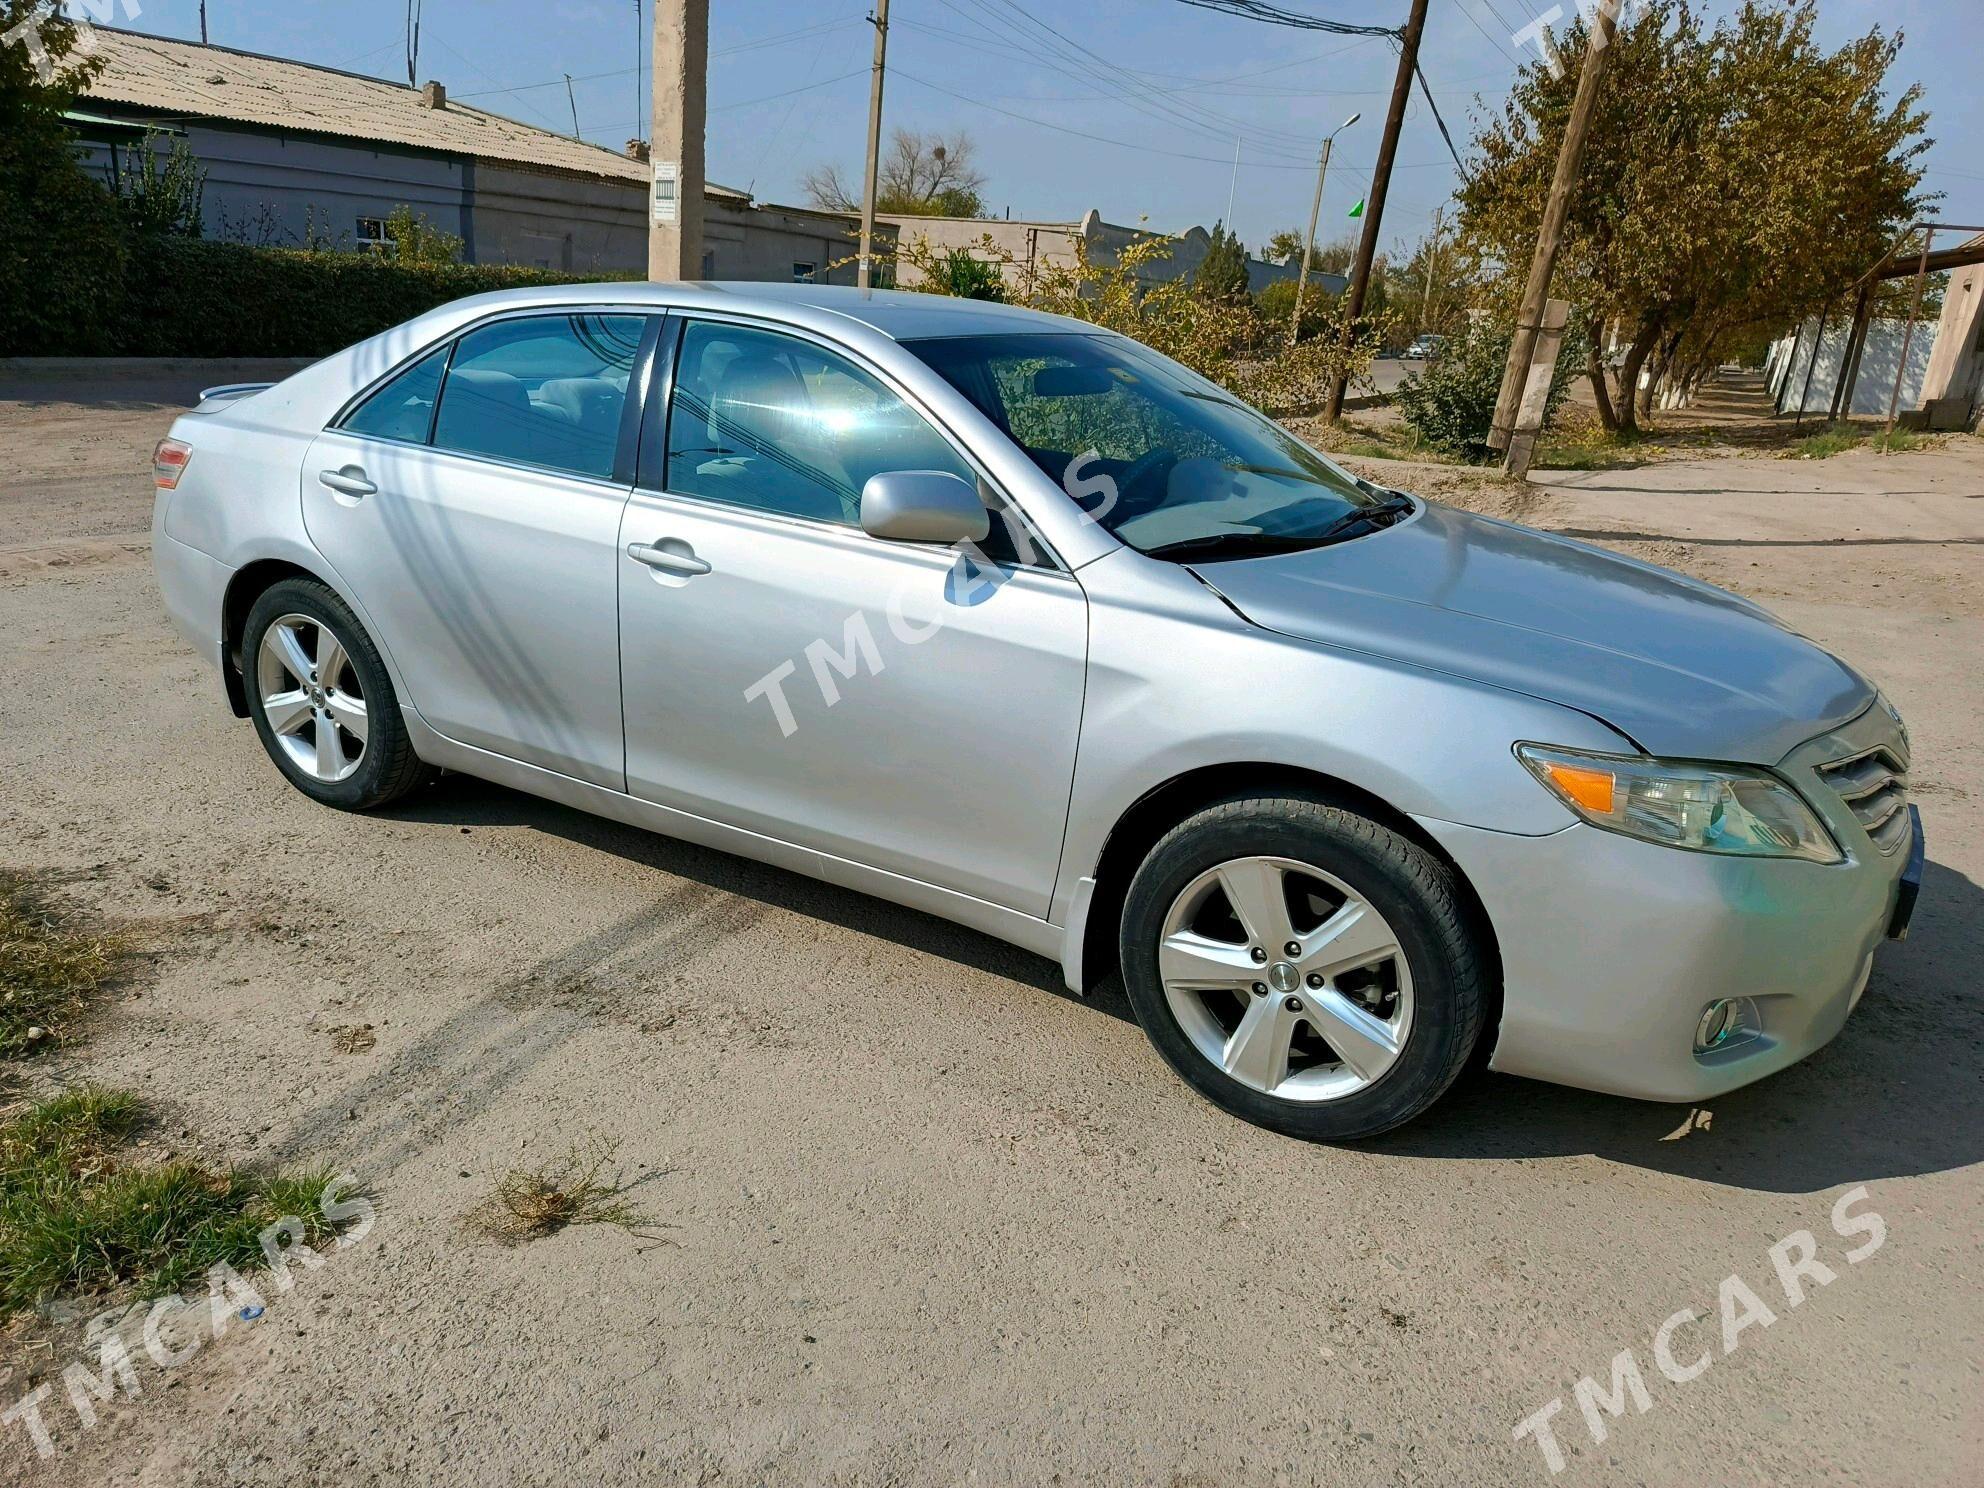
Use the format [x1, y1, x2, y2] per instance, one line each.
[1290, 111, 1361, 345]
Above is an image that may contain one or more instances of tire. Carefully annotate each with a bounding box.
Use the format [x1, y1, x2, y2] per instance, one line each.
[242, 578, 436, 811]
[1119, 793, 1486, 1141]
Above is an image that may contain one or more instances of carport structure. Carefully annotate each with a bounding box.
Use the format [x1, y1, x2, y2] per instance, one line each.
[1803, 221, 1984, 432]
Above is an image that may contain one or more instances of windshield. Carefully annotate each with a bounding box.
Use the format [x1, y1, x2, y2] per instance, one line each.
[904, 331, 1400, 556]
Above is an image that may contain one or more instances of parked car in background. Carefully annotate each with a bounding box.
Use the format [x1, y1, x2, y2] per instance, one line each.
[151, 283, 1923, 1140]
[1403, 333, 1446, 360]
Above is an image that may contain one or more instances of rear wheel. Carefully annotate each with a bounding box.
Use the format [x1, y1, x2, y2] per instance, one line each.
[1120, 794, 1487, 1141]
[242, 578, 435, 810]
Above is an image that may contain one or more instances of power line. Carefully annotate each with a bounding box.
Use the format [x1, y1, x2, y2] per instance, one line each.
[1414, 62, 1468, 176]
[450, 16, 866, 102]
[891, 65, 1458, 176]
[940, 0, 1323, 157]
[1169, 0, 1401, 38]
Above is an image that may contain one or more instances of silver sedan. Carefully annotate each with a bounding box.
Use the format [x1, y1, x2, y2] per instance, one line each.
[150, 284, 1923, 1139]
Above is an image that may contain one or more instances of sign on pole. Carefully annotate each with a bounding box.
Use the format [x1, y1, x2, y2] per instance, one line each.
[1503, 298, 1571, 478]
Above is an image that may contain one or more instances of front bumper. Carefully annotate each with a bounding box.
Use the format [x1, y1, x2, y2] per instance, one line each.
[1414, 712, 1919, 1103]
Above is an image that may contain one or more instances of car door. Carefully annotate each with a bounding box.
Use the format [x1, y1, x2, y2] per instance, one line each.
[616, 316, 1087, 918]
[302, 310, 655, 791]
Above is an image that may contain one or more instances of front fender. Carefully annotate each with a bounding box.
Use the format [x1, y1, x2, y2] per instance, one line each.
[1049, 551, 1632, 939]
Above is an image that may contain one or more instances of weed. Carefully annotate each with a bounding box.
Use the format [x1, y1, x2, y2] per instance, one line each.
[471, 1137, 660, 1246]
[0, 872, 124, 1058]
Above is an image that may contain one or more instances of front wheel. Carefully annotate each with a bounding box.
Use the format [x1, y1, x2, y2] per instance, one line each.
[1120, 794, 1488, 1141]
[242, 578, 436, 811]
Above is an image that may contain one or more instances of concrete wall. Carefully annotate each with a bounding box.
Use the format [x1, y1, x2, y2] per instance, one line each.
[73, 112, 873, 283]
[883, 208, 1317, 295]
[704, 201, 877, 287]
[77, 122, 468, 253]
[1771, 314, 1935, 418]
[1920, 261, 1984, 424]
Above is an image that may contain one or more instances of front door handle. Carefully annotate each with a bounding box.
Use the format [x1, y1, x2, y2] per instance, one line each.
[627, 540, 712, 577]
[319, 467, 376, 497]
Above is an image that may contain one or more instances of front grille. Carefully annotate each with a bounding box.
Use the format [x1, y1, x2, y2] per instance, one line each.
[1818, 746, 1910, 855]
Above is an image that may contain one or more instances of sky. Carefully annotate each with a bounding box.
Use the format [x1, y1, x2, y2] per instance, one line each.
[117, 0, 1983, 258]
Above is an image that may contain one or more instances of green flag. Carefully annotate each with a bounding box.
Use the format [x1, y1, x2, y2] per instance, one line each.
[1347, 199, 1365, 218]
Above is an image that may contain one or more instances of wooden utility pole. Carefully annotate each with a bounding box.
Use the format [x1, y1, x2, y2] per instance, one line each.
[1487, 0, 1622, 472]
[648, 0, 708, 281]
[1322, 0, 1428, 420]
[857, 0, 892, 290]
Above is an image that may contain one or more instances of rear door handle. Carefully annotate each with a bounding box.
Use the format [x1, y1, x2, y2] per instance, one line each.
[627, 540, 711, 577]
[319, 467, 376, 497]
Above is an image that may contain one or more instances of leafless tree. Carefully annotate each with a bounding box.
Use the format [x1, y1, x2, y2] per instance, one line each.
[803, 128, 988, 216]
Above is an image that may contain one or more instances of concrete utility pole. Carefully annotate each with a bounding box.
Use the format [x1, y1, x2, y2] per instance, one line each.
[857, 0, 892, 290]
[648, 0, 708, 281]
[1290, 113, 1359, 346]
[1487, 0, 1623, 472]
[1323, 0, 1428, 420]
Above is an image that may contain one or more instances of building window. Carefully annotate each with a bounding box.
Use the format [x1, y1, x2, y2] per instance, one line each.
[792, 262, 817, 284]
[356, 217, 392, 255]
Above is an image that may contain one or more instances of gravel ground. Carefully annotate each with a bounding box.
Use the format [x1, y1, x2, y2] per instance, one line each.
[0, 371, 1979, 1487]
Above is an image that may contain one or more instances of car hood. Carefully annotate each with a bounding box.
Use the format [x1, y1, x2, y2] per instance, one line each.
[1188, 500, 1872, 765]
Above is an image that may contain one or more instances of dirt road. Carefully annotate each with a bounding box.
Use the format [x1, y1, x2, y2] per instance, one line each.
[1, 372, 1979, 1487]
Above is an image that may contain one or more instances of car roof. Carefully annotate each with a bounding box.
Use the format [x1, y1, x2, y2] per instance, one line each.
[425, 280, 1101, 343]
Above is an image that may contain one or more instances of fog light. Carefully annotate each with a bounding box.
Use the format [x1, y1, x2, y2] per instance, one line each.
[1694, 997, 1758, 1054]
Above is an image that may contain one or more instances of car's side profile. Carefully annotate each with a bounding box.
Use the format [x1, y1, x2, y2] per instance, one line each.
[152, 282, 1921, 1140]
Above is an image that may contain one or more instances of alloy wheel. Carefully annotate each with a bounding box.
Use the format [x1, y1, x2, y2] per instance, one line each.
[255, 613, 368, 783]
[1158, 855, 1414, 1102]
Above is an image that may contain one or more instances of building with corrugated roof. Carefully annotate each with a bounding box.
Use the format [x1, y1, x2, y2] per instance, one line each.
[67, 27, 882, 283]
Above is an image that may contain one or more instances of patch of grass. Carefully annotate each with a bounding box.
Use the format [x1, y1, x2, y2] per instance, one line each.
[0, 1086, 346, 1315]
[1869, 429, 1932, 454]
[1787, 423, 1867, 459]
[0, 872, 125, 1058]
[472, 1137, 658, 1246]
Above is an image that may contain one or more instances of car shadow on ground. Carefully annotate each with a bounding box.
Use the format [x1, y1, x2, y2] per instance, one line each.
[394, 771, 1112, 1011]
[395, 776, 1980, 1194]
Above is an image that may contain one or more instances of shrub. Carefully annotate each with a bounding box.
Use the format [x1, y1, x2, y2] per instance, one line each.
[926, 245, 1005, 301]
[1395, 318, 1583, 459]
[1255, 278, 1334, 343]
[116, 238, 632, 357]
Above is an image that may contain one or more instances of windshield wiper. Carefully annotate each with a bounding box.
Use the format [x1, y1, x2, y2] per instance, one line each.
[1142, 531, 1334, 563]
[1144, 495, 1415, 564]
[1310, 492, 1413, 541]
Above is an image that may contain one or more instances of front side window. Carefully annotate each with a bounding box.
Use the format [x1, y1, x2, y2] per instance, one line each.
[342, 345, 448, 443]
[431, 313, 645, 479]
[666, 320, 975, 527]
[906, 332, 1394, 558]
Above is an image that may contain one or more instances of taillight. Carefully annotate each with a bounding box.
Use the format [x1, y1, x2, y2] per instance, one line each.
[153, 438, 192, 489]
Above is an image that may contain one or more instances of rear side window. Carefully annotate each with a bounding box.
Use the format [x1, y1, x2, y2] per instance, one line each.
[430, 314, 645, 479]
[343, 346, 448, 443]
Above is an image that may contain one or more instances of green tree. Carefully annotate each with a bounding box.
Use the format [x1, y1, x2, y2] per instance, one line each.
[383, 205, 464, 265]
[1458, 0, 1928, 433]
[0, 0, 128, 353]
[1192, 220, 1250, 303]
[113, 131, 206, 238]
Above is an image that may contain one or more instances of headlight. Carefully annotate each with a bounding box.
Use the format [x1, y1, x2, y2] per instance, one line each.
[1515, 744, 1843, 863]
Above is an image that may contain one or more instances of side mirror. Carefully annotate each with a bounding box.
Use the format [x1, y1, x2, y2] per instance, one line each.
[860, 470, 991, 545]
